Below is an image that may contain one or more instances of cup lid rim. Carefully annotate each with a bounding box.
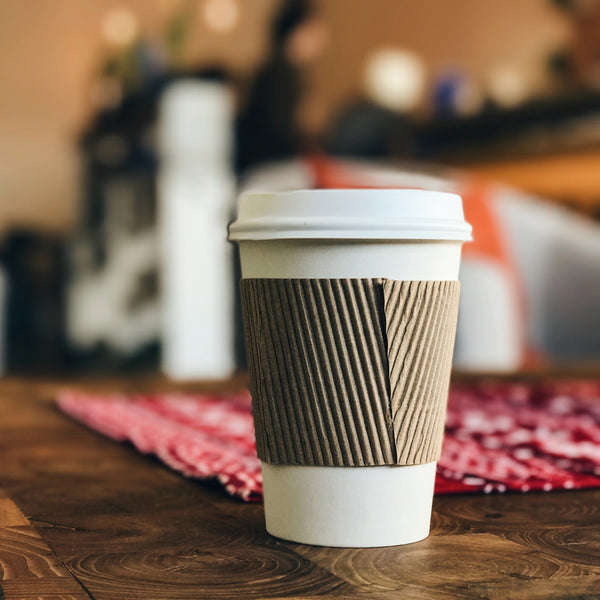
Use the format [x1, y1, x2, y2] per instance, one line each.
[229, 188, 473, 242]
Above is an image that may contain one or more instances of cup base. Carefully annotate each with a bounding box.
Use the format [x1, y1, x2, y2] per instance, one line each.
[261, 461, 436, 548]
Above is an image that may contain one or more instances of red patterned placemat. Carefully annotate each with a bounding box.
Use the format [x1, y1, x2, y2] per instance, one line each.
[57, 380, 600, 502]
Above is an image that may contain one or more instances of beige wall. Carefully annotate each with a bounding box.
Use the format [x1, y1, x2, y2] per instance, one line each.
[0, 0, 570, 235]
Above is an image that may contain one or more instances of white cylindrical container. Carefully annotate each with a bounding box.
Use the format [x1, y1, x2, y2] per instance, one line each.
[229, 188, 471, 547]
[158, 80, 236, 380]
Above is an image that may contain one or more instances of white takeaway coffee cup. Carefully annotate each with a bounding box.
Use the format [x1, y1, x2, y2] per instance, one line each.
[229, 188, 471, 547]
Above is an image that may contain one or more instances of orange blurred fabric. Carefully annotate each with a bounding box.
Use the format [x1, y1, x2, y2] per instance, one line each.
[305, 155, 537, 368]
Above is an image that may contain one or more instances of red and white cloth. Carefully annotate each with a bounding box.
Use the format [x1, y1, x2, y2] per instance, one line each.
[58, 391, 262, 502]
[57, 380, 600, 502]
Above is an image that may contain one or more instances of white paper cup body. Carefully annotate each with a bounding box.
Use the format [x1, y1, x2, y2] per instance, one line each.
[230, 189, 470, 547]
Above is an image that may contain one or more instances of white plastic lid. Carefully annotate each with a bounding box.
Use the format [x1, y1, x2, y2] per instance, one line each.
[229, 189, 472, 241]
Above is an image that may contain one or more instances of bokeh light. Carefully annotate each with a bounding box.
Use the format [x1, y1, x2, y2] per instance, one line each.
[202, 0, 240, 33]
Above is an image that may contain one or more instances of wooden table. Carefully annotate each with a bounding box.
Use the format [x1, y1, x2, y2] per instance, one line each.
[1, 378, 599, 599]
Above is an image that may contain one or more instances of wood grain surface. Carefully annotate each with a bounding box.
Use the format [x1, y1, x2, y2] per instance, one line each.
[0, 488, 90, 599]
[0, 378, 599, 599]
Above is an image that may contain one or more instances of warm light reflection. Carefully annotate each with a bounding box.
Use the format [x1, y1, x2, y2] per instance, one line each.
[102, 7, 139, 47]
[363, 49, 426, 113]
[486, 64, 529, 108]
[202, 0, 240, 33]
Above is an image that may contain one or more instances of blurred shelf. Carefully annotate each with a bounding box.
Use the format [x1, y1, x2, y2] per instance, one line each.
[457, 147, 600, 209]
[414, 91, 600, 211]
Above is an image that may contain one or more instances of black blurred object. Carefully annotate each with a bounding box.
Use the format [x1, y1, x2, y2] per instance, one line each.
[273, 0, 312, 43]
[80, 77, 167, 228]
[551, 0, 576, 10]
[324, 101, 414, 159]
[415, 90, 600, 162]
[79, 67, 229, 270]
[72, 78, 164, 373]
[1, 231, 68, 374]
[78, 77, 165, 272]
[72, 68, 235, 374]
[235, 0, 313, 173]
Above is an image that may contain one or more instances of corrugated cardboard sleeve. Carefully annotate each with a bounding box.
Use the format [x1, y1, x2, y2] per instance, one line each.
[240, 279, 460, 467]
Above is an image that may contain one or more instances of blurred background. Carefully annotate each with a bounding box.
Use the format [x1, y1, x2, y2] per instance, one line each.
[1, 0, 600, 378]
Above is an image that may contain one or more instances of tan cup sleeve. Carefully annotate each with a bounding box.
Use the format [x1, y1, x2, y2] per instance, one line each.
[240, 279, 460, 467]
